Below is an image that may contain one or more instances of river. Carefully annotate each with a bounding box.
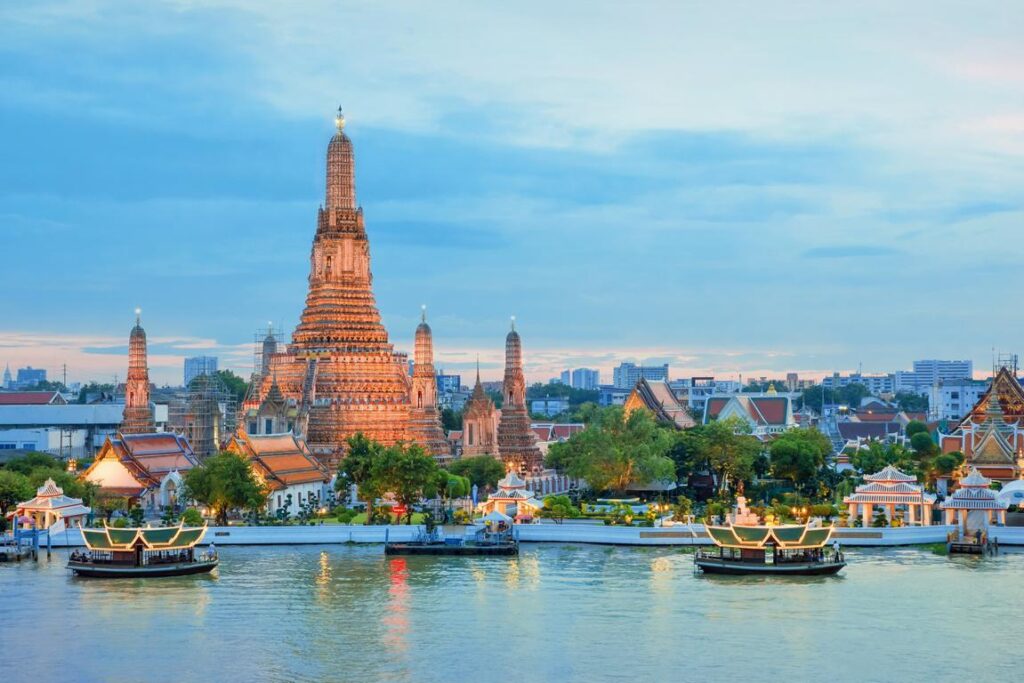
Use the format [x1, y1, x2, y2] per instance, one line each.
[2, 544, 1020, 682]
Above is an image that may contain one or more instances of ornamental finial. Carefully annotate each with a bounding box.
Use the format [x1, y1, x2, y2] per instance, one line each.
[421, 304, 427, 323]
[135, 307, 142, 326]
[335, 105, 345, 131]
[510, 315, 516, 332]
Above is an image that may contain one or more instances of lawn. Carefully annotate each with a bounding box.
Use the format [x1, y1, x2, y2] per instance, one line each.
[320, 512, 428, 525]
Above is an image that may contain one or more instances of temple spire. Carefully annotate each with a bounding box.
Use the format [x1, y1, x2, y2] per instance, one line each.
[325, 105, 356, 210]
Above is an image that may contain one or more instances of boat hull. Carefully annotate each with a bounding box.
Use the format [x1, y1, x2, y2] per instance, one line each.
[695, 558, 845, 576]
[385, 543, 518, 556]
[68, 559, 218, 578]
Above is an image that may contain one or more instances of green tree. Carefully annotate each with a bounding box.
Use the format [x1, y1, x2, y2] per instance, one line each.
[182, 451, 267, 525]
[448, 455, 506, 492]
[849, 441, 911, 475]
[905, 420, 929, 438]
[336, 433, 387, 525]
[182, 507, 204, 526]
[698, 417, 762, 494]
[376, 442, 439, 524]
[0, 470, 34, 516]
[214, 370, 248, 404]
[895, 392, 929, 413]
[769, 428, 831, 489]
[545, 407, 674, 494]
[539, 495, 580, 524]
[440, 408, 463, 432]
[910, 431, 937, 457]
[2, 452, 61, 475]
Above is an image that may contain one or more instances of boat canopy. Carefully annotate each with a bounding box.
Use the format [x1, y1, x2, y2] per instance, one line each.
[81, 524, 207, 552]
[707, 524, 834, 550]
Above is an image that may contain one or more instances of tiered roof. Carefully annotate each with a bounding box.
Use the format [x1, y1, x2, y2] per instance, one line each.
[705, 395, 792, 428]
[941, 468, 1007, 511]
[624, 377, 695, 429]
[707, 524, 834, 550]
[83, 432, 197, 496]
[13, 478, 90, 519]
[227, 431, 329, 491]
[844, 465, 936, 505]
[81, 523, 207, 552]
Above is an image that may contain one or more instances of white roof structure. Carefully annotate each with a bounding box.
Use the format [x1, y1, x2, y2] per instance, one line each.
[997, 480, 1024, 508]
[13, 478, 91, 519]
[844, 465, 936, 505]
[481, 510, 512, 524]
[941, 468, 1008, 511]
[0, 404, 125, 427]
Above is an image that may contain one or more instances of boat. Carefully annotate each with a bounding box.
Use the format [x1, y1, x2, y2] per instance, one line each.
[385, 512, 519, 557]
[67, 523, 218, 578]
[695, 523, 846, 576]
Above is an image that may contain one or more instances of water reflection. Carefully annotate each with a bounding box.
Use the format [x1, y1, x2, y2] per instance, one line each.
[4, 545, 1024, 682]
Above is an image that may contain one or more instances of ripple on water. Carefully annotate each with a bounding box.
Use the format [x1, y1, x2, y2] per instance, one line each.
[1, 545, 1021, 683]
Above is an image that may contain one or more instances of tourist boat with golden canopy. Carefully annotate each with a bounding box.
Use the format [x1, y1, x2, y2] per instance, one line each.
[695, 523, 845, 576]
[68, 523, 217, 578]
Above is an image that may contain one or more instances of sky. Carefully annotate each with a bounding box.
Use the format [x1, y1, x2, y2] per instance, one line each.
[1, 1, 1023, 387]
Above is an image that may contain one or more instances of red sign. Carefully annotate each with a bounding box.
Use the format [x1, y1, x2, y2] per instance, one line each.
[392, 505, 407, 517]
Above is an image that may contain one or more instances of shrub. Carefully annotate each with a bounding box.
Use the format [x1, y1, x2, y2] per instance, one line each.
[112, 517, 127, 528]
[335, 507, 357, 524]
[182, 508, 204, 526]
[453, 509, 473, 525]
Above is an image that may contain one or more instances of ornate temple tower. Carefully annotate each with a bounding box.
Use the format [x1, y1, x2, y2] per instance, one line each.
[462, 359, 500, 457]
[407, 307, 450, 462]
[496, 318, 543, 473]
[121, 309, 155, 434]
[252, 108, 412, 469]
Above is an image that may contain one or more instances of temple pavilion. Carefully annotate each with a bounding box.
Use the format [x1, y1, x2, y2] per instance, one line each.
[9, 478, 90, 532]
[940, 468, 1007, 532]
[478, 471, 543, 521]
[843, 465, 936, 527]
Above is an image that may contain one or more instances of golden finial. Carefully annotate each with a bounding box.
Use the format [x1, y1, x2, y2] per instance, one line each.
[335, 105, 345, 131]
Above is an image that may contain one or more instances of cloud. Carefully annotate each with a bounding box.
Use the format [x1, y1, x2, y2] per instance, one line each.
[801, 245, 902, 259]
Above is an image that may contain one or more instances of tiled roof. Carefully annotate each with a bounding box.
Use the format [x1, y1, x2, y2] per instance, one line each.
[228, 432, 329, 491]
[837, 422, 901, 440]
[0, 391, 64, 405]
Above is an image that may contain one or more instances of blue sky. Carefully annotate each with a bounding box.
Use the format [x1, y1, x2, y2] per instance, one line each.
[1, 1, 1023, 386]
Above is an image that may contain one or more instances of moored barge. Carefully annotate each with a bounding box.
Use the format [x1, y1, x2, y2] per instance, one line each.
[68, 523, 217, 578]
[695, 523, 845, 576]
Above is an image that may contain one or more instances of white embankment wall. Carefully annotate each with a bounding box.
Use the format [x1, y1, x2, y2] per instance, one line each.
[40, 523, 996, 547]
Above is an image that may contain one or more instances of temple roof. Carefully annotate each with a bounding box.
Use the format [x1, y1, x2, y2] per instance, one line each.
[228, 431, 330, 491]
[864, 464, 918, 483]
[0, 391, 66, 406]
[625, 377, 696, 430]
[81, 524, 207, 552]
[941, 470, 1006, 510]
[13, 478, 91, 517]
[707, 524, 834, 550]
[83, 432, 198, 493]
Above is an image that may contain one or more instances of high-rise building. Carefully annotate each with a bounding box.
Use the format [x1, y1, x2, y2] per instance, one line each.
[913, 360, 973, 386]
[436, 373, 462, 394]
[121, 310, 155, 434]
[559, 370, 571, 385]
[184, 356, 218, 388]
[613, 362, 668, 389]
[15, 367, 46, 389]
[570, 368, 599, 390]
[2, 365, 12, 389]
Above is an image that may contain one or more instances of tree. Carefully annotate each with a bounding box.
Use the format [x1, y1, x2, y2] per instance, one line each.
[0, 470, 33, 516]
[182, 508, 204, 526]
[376, 443, 439, 524]
[849, 441, 910, 475]
[214, 370, 248, 404]
[769, 428, 831, 489]
[895, 392, 929, 413]
[905, 420, 929, 438]
[545, 407, 674, 494]
[182, 451, 267, 525]
[337, 433, 387, 525]
[448, 455, 506, 492]
[441, 408, 463, 432]
[2, 452, 61, 475]
[910, 431, 936, 457]
[694, 417, 762, 494]
[539, 495, 579, 524]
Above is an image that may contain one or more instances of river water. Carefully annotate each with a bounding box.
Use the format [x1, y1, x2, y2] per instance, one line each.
[2, 544, 1020, 682]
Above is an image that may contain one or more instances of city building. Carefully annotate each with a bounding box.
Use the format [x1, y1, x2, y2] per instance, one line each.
[570, 368, 599, 390]
[559, 370, 571, 385]
[14, 367, 46, 389]
[407, 309, 450, 463]
[821, 372, 895, 396]
[496, 320, 544, 473]
[613, 362, 669, 389]
[668, 377, 742, 413]
[598, 385, 630, 407]
[927, 379, 989, 421]
[436, 373, 462, 395]
[624, 377, 696, 429]
[244, 109, 442, 469]
[82, 432, 198, 510]
[894, 359, 974, 393]
[225, 431, 331, 518]
[184, 356, 218, 387]
[0, 391, 67, 406]
[529, 396, 570, 417]
[121, 311, 155, 434]
[2, 365, 12, 389]
[0, 404, 125, 458]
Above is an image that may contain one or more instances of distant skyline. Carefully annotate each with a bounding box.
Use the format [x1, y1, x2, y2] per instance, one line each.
[2, 2, 1023, 386]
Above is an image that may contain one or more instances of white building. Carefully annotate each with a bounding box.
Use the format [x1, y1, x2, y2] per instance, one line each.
[928, 379, 989, 421]
[226, 431, 332, 518]
[613, 362, 668, 389]
[0, 404, 126, 458]
[822, 372, 895, 395]
[570, 368, 599, 390]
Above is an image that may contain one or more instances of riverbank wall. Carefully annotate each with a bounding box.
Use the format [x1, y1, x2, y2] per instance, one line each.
[39, 522, 1024, 548]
